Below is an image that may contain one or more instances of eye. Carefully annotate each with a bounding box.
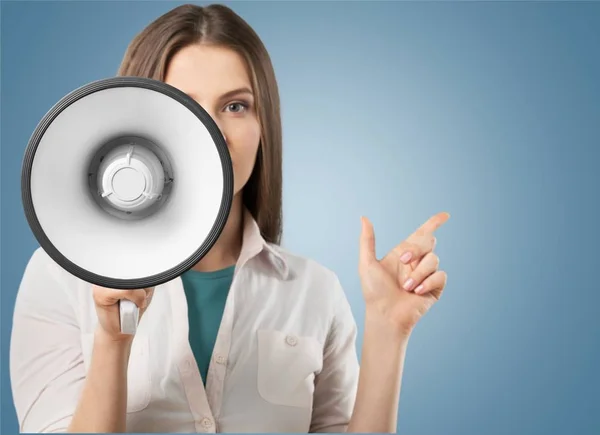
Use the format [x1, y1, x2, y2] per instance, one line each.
[224, 101, 249, 113]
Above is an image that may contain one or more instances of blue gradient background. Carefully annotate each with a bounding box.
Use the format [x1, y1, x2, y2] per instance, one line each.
[2, 1, 599, 434]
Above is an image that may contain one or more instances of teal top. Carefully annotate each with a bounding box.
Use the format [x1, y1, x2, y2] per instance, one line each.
[181, 265, 235, 386]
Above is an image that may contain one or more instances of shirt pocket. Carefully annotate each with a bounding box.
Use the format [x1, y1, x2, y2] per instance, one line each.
[80, 332, 152, 413]
[256, 329, 323, 409]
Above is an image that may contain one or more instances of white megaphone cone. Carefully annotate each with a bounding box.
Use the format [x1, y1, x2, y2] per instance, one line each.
[21, 77, 233, 335]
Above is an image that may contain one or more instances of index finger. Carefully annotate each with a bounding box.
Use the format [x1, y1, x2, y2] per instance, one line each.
[412, 211, 450, 237]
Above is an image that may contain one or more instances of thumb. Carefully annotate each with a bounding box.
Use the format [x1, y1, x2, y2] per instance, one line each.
[359, 216, 377, 267]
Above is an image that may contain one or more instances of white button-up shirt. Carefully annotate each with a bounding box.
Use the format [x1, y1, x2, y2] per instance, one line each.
[10, 209, 360, 433]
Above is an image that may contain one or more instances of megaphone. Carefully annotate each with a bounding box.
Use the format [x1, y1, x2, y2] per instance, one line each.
[21, 77, 233, 335]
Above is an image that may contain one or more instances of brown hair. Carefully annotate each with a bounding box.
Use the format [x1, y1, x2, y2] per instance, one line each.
[117, 3, 282, 245]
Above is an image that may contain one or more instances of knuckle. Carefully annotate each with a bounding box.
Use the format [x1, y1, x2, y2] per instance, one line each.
[406, 240, 419, 250]
[408, 244, 423, 259]
[433, 271, 446, 288]
[441, 270, 448, 283]
[119, 289, 146, 304]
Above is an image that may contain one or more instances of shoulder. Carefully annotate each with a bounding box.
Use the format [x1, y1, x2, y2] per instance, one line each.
[24, 247, 67, 284]
[266, 244, 358, 341]
[267, 243, 347, 304]
[20, 247, 93, 304]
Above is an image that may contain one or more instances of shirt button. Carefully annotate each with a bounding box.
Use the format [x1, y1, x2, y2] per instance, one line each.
[201, 417, 213, 429]
[285, 335, 298, 346]
[215, 354, 226, 365]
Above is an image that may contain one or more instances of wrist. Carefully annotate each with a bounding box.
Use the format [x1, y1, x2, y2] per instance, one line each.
[94, 326, 134, 352]
[364, 305, 412, 344]
[361, 310, 410, 376]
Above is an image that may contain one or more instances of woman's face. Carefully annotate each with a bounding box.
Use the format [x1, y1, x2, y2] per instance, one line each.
[165, 44, 260, 197]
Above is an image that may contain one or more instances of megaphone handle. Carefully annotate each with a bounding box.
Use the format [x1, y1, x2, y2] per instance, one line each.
[119, 299, 139, 335]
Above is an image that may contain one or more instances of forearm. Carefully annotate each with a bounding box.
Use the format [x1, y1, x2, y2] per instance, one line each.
[347, 311, 410, 433]
[68, 327, 132, 433]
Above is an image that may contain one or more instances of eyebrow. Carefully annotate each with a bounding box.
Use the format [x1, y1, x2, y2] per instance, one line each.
[185, 87, 253, 102]
[220, 87, 254, 100]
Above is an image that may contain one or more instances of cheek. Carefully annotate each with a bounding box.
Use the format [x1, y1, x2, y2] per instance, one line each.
[226, 120, 261, 190]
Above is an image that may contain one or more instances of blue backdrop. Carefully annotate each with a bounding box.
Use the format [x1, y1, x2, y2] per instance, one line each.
[2, 1, 599, 434]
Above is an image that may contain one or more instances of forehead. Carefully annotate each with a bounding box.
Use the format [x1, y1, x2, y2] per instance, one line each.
[165, 44, 252, 98]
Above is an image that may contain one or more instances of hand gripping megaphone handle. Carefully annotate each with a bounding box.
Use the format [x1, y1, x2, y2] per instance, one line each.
[119, 299, 139, 335]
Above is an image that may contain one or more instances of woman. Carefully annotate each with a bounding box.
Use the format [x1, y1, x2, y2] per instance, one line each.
[10, 3, 449, 433]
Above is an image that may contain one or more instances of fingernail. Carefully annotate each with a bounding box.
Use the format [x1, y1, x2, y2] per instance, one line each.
[400, 251, 412, 263]
[415, 284, 424, 294]
[403, 278, 414, 291]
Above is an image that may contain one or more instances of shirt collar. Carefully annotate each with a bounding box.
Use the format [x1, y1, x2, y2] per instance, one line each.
[237, 207, 290, 280]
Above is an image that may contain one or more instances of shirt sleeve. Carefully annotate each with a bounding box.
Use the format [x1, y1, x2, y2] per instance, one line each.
[310, 275, 360, 433]
[10, 248, 85, 433]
